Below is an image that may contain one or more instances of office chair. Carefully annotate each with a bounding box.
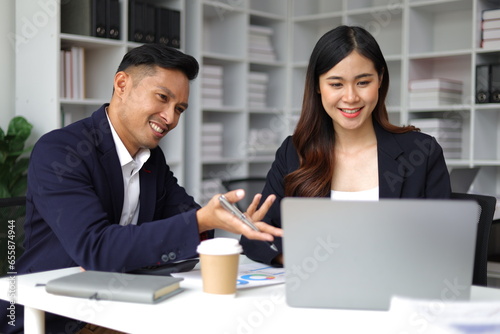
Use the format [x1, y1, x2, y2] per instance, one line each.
[221, 177, 267, 211]
[451, 192, 496, 286]
[216, 177, 267, 240]
[0, 196, 26, 277]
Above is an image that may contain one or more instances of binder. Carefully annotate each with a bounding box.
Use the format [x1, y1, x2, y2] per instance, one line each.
[61, 0, 92, 36]
[476, 64, 490, 103]
[92, 0, 107, 38]
[169, 9, 181, 48]
[106, 0, 120, 39]
[144, 3, 156, 43]
[490, 64, 500, 103]
[155, 7, 170, 45]
[129, 0, 145, 42]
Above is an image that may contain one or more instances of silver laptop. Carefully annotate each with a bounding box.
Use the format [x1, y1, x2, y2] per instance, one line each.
[281, 198, 479, 310]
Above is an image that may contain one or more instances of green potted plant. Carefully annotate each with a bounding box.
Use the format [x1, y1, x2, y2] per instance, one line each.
[0, 116, 33, 198]
[0, 116, 32, 276]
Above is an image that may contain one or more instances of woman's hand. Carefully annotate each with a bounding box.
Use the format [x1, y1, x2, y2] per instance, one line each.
[196, 189, 282, 241]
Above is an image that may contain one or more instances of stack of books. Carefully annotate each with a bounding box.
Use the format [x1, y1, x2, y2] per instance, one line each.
[481, 8, 500, 49]
[202, 65, 224, 108]
[201, 122, 223, 160]
[248, 128, 280, 157]
[410, 118, 462, 159]
[408, 78, 463, 108]
[248, 72, 269, 109]
[60, 46, 85, 100]
[248, 25, 277, 62]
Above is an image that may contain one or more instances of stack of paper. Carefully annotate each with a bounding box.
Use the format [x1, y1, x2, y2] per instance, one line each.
[201, 122, 223, 160]
[60, 46, 85, 100]
[481, 8, 500, 49]
[409, 78, 463, 108]
[410, 118, 462, 159]
[248, 71, 269, 109]
[202, 65, 223, 107]
[248, 25, 277, 62]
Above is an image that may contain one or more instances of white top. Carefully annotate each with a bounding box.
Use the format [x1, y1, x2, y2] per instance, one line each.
[106, 111, 150, 225]
[331, 187, 379, 201]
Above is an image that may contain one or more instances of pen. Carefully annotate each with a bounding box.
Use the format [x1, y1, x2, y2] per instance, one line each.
[218, 195, 278, 252]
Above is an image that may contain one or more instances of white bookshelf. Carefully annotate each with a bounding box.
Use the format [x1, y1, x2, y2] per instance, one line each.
[15, 0, 500, 207]
[184, 0, 289, 203]
[15, 0, 187, 182]
[288, 0, 500, 197]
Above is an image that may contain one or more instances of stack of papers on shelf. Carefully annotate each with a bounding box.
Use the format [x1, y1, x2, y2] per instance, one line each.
[248, 128, 280, 156]
[481, 8, 500, 49]
[410, 118, 462, 159]
[409, 78, 463, 108]
[248, 25, 277, 62]
[60, 46, 85, 100]
[248, 71, 269, 109]
[201, 122, 223, 160]
[202, 65, 224, 107]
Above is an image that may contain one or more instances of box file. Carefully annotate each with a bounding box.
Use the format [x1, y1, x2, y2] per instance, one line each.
[61, 0, 121, 40]
[93, 0, 107, 38]
[106, 0, 120, 39]
[129, 0, 145, 42]
[61, 0, 105, 38]
[144, 4, 156, 43]
[169, 9, 181, 48]
[476, 65, 490, 103]
[155, 7, 170, 45]
[490, 64, 500, 103]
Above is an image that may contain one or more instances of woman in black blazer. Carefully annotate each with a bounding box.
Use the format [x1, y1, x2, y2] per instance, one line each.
[241, 25, 451, 266]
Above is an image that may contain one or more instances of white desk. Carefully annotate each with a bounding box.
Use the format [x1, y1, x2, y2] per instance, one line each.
[2, 261, 500, 334]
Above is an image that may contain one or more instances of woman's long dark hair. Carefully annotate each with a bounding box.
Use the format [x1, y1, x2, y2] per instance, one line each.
[285, 25, 416, 197]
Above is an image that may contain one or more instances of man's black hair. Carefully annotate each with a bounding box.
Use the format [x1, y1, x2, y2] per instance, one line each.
[116, 44, 199, 80]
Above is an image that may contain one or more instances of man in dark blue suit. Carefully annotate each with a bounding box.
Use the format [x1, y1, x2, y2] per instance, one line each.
[1, 44, 281, 334]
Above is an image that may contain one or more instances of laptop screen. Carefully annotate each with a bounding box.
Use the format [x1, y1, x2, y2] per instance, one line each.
[282, 198, 479, 310]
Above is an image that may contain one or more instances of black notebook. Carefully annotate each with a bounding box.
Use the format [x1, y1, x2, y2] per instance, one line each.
[45, 270, 184, 304]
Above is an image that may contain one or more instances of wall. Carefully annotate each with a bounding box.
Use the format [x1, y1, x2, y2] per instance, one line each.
[0, 0, 15, 130]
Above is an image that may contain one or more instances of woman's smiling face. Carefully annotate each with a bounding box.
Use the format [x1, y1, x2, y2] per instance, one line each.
[318, 51, 382, 133]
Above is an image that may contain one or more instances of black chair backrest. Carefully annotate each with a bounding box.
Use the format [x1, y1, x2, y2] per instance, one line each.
[0, 196, 27, 277]
[221, 177, 267, 211]
[451, 192, 497, 286]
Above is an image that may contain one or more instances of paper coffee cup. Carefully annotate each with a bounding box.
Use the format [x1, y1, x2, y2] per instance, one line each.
[197, 238, 243, 295]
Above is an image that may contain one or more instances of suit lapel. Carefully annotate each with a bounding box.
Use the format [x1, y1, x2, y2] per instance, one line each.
[92, 105, 124, 224]
[138, 158, 156, 223]
[374, 122, 405, 198]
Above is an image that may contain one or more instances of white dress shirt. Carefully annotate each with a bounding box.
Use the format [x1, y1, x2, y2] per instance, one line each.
[106, 111, 151, 225]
